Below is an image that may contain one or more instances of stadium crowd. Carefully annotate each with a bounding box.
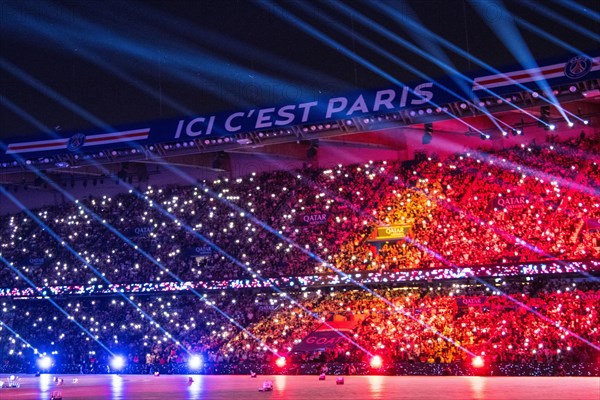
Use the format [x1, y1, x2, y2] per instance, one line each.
[0, 139, 600, 287]
[1, 138, 599, 289]
[0, 136, 599, 374]
[0, 276, 598, 374]
[222, 278, 599, 365]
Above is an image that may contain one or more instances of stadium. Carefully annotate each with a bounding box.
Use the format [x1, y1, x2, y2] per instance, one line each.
[0, 1, 599, 399]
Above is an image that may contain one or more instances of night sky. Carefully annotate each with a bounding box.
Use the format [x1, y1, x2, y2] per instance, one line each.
[1, 0, 598, 140]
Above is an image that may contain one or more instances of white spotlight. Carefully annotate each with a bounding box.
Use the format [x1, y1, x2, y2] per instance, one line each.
[38, 356, 52, 370]
[188, 355, 202, 370]
[111, 356, 125, 371]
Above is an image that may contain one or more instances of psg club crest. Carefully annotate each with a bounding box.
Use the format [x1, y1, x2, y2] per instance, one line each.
[564, 56, 592, 79]
[67, 133, 86, 152]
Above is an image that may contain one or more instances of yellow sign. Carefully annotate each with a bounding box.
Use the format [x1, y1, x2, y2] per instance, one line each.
[368, 225, 410, 242]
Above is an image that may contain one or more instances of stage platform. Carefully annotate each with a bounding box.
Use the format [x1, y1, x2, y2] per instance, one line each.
[0, 374, 598, 400]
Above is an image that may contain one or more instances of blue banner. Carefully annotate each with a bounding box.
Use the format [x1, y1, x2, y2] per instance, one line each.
[1, 54, 597, 161]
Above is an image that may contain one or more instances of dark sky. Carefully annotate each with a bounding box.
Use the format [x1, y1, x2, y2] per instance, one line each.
[1, 0, 598, 140]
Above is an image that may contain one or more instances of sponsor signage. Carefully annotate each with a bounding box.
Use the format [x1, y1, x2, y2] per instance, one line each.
[125, 225, 154, 238]
[293, 321, 356, 352]
[580, 292, 600, 302]
[368, 225, 410, 242]
[298, 212, 328, 225]
[258, 304, 279, 312]
[491, 195, 529, 209]
[24, 257, 46, 267]
[185, 246, 213, 257]
[456, 296, 488, 307]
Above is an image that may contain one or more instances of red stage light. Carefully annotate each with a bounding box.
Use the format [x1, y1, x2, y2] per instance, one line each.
[370, 355, 383, 369]
[275, 357, 286, 368]
[472, 356, 485, 368]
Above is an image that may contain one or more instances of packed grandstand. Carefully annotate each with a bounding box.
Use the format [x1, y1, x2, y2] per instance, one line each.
[0, 134, 598, 376]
